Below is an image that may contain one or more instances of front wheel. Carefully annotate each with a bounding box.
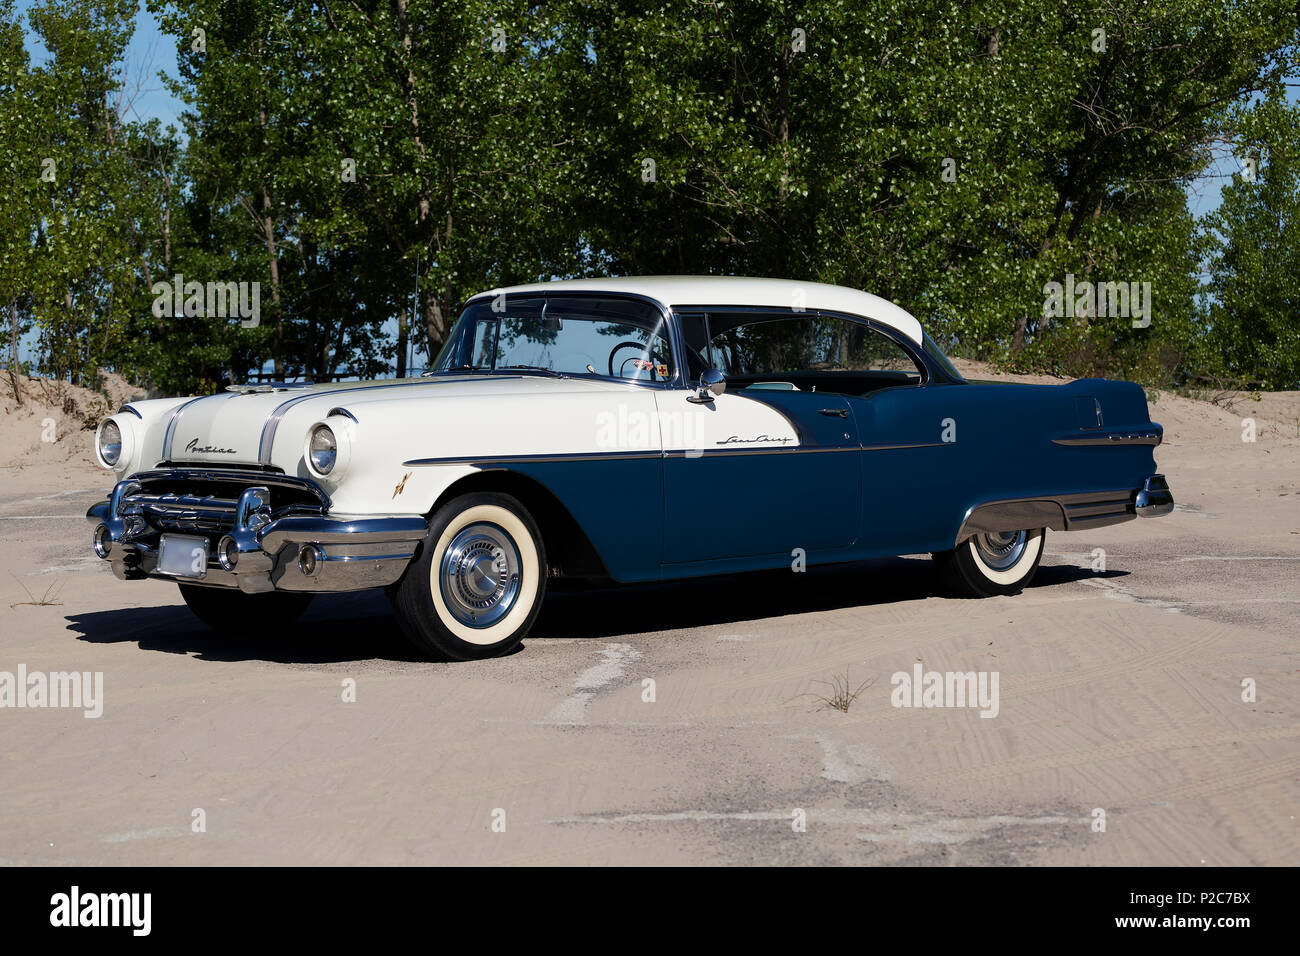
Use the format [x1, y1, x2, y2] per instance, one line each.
[390, 492, 546, 661]
[933, 528, 1045, 597]
[178, 583, 313, 632]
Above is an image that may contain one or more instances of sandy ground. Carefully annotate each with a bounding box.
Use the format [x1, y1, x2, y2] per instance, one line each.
[0, 367, 1296, 866]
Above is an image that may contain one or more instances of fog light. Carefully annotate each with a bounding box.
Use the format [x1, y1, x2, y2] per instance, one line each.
[298, 545, 323, 577]
[217, 535, 239, 572]
[93, 524, 112, 559]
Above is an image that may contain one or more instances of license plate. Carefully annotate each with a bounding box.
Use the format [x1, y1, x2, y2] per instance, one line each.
[158, 534, 209, 579]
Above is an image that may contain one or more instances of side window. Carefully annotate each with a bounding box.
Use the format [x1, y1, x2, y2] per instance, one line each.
[676, 312, 712, 378]
[471, 317, 498, 366]
[706, 313, 922, 395]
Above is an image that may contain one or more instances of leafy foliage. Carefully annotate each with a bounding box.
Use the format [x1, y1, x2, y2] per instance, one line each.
[1, 0, 1297, 394]
[1202, 90, 1300, 390]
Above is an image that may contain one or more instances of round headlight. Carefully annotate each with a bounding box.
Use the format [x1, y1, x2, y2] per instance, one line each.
[309, 424, 337, 475]
[99, 420, 122, 466]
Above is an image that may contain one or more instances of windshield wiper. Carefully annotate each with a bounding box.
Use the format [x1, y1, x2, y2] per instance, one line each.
[496, 365, 568, 378]
[426, 364, 568, 378]
[423, 364, 483, 376]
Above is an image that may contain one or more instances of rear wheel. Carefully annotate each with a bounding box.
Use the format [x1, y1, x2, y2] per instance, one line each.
[934, 528, 1045, 597]
[178, 583, 313, 632]
[390, 492, 546, 661]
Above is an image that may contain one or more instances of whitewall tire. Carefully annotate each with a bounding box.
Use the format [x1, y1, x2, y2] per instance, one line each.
[934, 528, 1045, 597]
[391, 492, 546, 660]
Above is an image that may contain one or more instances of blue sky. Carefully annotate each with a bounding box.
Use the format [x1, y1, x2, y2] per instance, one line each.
[21, 1, 184, 131]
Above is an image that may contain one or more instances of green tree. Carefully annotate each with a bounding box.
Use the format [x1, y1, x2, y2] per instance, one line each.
[555, 0, 1298, 382]
[0, 0, 40, 398]
[1202, 91, 1300, 390]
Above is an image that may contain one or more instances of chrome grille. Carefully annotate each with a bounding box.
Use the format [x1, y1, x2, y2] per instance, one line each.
[120, 469, 329, 537]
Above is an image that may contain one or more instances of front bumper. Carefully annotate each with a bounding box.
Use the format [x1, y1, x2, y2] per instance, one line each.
[88, 472, 426, 593]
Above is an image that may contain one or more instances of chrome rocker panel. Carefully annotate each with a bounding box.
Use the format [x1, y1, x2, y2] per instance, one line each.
[88, 471, 425, 594]
[956, 474, 1174, 542]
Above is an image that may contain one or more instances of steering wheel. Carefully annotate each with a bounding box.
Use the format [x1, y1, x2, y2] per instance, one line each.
[608, 341, 669, 381]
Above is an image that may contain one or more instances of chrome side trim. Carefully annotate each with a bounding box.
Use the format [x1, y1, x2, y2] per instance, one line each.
[1053, 425, 1162, 446]
[120, 404, 143, 418]
[327, 406, 358, 422]
[404, 440, 944, 468]
[404, 450, 661, 467]
[161, 394, 219, 461]
[860, 441, 948, 451]
[664, 446, 856, 459]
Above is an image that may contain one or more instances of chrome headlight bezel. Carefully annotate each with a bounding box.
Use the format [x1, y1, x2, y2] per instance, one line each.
[95, 416, 134, 472]
[304, 417, 352, 481]
[308, 424, 337, 475]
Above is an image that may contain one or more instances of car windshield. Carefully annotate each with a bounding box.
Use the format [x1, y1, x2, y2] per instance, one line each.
[432, 296, 675, 383]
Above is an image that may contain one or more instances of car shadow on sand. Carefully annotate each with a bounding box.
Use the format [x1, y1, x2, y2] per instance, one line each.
[66, 589, 419, 664]
[64, 556, 1126, 664]
[531, 557, 1126, 639]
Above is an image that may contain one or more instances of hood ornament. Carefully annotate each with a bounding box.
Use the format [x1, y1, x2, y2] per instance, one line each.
[226, 381, 314, 394]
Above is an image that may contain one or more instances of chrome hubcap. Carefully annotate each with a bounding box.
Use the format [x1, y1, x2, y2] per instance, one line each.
[439, 523, 522, 628]
[973, 530, 1028, 571]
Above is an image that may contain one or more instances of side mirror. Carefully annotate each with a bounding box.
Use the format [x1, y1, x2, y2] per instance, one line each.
[688, 368, 726, 404]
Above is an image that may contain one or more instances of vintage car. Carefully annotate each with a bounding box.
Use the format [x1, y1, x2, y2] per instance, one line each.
[88, 276, 1173, 660]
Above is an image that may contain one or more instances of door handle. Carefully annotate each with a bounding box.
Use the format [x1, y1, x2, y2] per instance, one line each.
[818, 408, 849, 418]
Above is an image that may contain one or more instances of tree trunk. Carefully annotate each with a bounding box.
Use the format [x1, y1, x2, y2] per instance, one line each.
[776, 44, 791, 276]
[396, 307, 408, 378]
[258, 106, 283, 377]
[1013, 192, 1070, 351]
[396, 0, 441, 363]
[262, 182, 282, 377]
[8, 299, 21, 406]
[423, 282, 447, 365]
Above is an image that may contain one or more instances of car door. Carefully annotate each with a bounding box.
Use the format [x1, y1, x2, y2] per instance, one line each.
[843, 386, 954, 557]
[657, 313, 862, 566]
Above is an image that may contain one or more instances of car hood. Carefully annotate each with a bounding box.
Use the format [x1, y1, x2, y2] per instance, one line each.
[163, 374, 638, 467]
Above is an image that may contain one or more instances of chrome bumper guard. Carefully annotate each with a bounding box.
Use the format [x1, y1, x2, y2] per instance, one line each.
[88, 475, 426, 593]
[1133, 473, 1174, 518]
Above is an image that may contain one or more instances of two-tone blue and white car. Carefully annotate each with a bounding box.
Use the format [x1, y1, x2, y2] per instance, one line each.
[88, 276, 1173, 659]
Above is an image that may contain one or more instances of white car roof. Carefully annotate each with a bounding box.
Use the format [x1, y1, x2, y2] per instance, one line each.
[469, 276, 924, 344]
